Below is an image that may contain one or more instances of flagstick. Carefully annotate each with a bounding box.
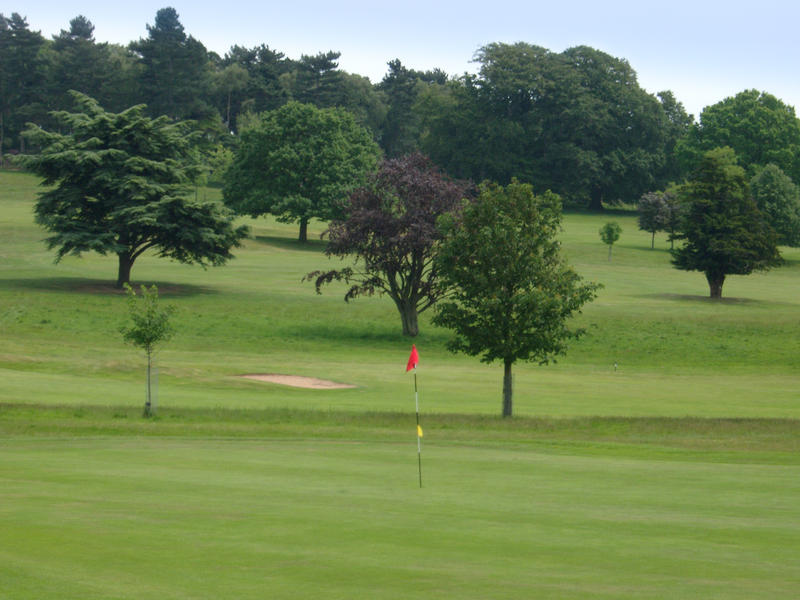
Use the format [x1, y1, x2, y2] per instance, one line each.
[414, 369, 422, 488]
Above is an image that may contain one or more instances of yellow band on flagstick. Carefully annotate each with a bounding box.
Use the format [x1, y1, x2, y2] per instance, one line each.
[417, 424, 423, 437]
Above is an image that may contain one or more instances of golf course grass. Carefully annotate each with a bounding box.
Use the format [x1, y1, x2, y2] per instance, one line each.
[2, 170, 800, 598]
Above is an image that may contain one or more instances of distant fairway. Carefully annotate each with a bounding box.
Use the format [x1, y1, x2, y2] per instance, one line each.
[2, 170, 799, 417]
[2, 170, 800, 598]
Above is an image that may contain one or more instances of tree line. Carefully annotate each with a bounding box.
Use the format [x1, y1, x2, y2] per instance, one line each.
[5, 7, 800, 213]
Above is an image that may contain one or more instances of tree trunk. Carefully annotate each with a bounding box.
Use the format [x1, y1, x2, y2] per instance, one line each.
[608, 245, 613, 261]
[399, 303, 419, 337]
[0, 112, 4, 168]
[144, 349, 153, 417]
[116, 253, 134, 289]
[588, 187, 604, 211]
[298, 218, 309, 243]
[706, 272, 725, 299]
[502, 359, 513, 418]
[226, 90, 232, 131]
[651, 231, 655, 249]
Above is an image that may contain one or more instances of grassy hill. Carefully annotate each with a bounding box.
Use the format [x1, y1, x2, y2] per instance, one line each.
[2, 170, 799, 599]
[2, 170, 799, 417]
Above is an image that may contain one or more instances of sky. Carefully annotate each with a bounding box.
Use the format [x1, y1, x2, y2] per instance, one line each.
[10, 0, 800, 119]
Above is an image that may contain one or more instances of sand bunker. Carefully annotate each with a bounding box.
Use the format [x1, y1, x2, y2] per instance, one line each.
[240, 374, 356, 389]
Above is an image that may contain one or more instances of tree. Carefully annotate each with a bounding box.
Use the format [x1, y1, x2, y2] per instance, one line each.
[202, 143, 235, 186]
[306, 153, 470, 336]
[377, 59, 446, 157]
[49, 16, 111, 111]
[335, 71, 388, 134]
[223, 101, 381, 242]
[599, 222, 622, 261]
[638, 192, 666, 249]
[99, 44, 144, 113]
[422, 43, 560, 185]
[222, 44, 291, 122]
[285, 52, 387, 132]
[418, 75, 518, 183]
[750, 164, 800, 247]
[0, 13, 46, 161]
[558, 46, 669, 210]
[656, 90, 694, 183]
[17, 92, 249, 288]
[677, 90, 800, 182]
[213, 63, 249, 131]
[421, 43, 675, 209]
[129, 7, 213, 120]
[638, 189, 684, 249]
[671, 147, 781, 298]
[661, 187, 685, 250]
[120, 284, 175, 417]
[293, 51, 344, 108]
[377, 59, 421, 157]
[433, 180, 600, 417]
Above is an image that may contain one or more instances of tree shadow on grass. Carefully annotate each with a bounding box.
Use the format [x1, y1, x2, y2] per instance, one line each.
[253, 235, 327, 253]
[0, 277, 218, 297]
[639, 293, 771, 305]
[780, 255, 800, 269]
[287, 321, 451, 347]
[288, 322, 405, 345]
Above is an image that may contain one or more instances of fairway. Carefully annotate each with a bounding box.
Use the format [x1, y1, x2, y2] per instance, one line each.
[2, 170, 800, 598]
[1, 170, 799, 418]
[2, 423, 800, 600]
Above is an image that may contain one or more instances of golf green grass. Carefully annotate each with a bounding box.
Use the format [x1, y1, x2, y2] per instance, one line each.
[2, 170, 800, 598]
[2, 414, 799, 599]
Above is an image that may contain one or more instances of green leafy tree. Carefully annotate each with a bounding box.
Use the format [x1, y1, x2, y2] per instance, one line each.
[433, 180, 600, 417]
[638, 192, 666, 249]
[750, 164, 800, 247]
[306, 153, 470, 336]
[213, 63, 249, 131]
[656, 91, 694, 183]
[677, 90, 800, 182]
[335, 71, 388, 134]
[599, 222, 622, 260]
[672, 147, 781, 298]
[557, 46, 669, 210]
[120, 284, 175, 417]
[223, 101, 381, 242]
[661, 188, 686, 250]
[17, 92, 249, 288]
[422, 43, 676, 209]
[422, 44, 552, 185]
[203, 143, 235, 186]
[638, 189, 684, 250]
[416, 78, 498, 182]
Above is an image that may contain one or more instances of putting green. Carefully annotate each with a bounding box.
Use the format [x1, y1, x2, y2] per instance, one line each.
[2, 434, 799, 599]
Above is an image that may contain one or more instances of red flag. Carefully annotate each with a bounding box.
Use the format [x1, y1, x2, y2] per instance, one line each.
[406, 344, 419, 372]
